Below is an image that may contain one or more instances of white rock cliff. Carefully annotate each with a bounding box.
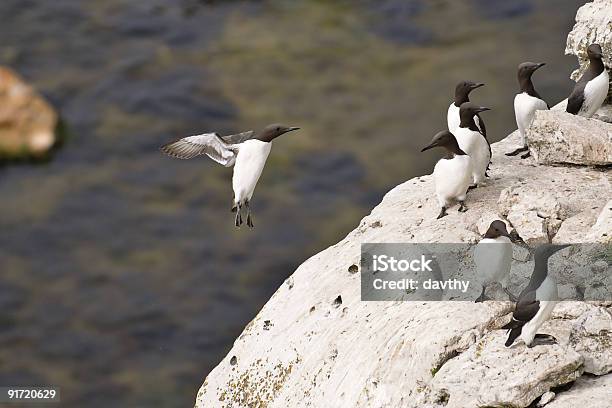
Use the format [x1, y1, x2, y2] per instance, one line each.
[195, 2, 612, 407]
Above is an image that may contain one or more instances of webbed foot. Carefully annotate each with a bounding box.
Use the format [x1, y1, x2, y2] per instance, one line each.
[436, 207, 447, 219]
[527, 334, 558, 347]
[505, 146, 529, 156]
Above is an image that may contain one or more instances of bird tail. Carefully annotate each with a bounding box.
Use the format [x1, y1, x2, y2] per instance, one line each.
[502, 318, 523, 347]
[505, 328, 522, 347]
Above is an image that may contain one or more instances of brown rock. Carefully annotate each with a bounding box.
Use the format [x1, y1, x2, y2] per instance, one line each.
[0, 67, 57, 158]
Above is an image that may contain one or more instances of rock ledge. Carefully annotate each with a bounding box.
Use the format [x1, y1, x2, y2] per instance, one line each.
[526, 110, 612, 167]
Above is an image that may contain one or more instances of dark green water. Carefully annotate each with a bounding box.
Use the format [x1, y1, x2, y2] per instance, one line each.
[0, 1, 584, 406]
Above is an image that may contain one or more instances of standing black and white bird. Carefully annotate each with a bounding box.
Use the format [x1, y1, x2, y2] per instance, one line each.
[566, 43, 609, 118]
[455, 102, 491, 188]
[506, 62, 549, 159]
[502, 244, 570, 348]
[421, 130, 473, 219]
[447, 81, 486, 136]
[160, 124, 300, 228]
[473, 220, 513, 302]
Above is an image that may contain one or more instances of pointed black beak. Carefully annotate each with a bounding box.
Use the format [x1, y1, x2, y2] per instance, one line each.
[472, 83, 485, 89]
[421, 142, 436, 152]
[536, 62, 546, 69]
[476, 106, 491, 113]
[286, 127, 300, 132]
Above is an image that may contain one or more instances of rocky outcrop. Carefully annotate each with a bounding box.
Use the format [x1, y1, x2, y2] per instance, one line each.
[498, 181, 566, 245]
[428, 331, 583, 408]
[545, 374, 612, 407]
[568, 308, 612, 375]
[195, 3, 612, 406]
[594, 104, 612, 123]
[582, 199, 612, 243]
[565, 0, 612, 102]
[525, 110, 612, 166]
[0, 67, 57, 158]
[194, 130, 611, 408]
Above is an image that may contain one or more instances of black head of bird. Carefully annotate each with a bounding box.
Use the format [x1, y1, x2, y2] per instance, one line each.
[517, 62, 546, 80]
[454, 80, 485, 105]
[534, 244, 571, 265]
[483, 220, 511, 239]
[528, 244, 571, 287]
[586, 43, 603, 60]
[256, 124, 300, 142]
[459, 102, 491, 124]
[421, 130, 466, 155]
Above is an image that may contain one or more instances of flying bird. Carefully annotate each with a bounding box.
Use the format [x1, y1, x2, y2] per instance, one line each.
[421, 130, 473, 219]
[502, 244, 570, 348]
[160, 124, 300, 228]
[566, 43, 609, 118]
[506, 62, 549, 159]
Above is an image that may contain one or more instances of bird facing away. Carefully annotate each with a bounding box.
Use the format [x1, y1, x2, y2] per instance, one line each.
[506, 62, 549, 159]
[566, 43, 609, 118]
[160, 124, 300, 228]
[502, 244, 571, 348]
[447, 81, 487, 136]
[473, 220, 513, 302]
[454, 102, 491, 188]
[421, 130, 473, 219]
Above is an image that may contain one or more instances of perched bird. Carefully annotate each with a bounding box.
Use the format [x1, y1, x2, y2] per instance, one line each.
[566, 43, 609, 118]
[506, 62, 549, 159]
[448, 81, 491, 175]
[473, 220, 513, 302]
[455, 102, 491, 188]
[160, 124, 300, 228]
[503, 244, 571, 348]
[421, 130, 473, 219]
[447, 81, 486, 136]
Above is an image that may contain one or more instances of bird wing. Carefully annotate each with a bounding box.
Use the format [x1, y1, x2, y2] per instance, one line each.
[566, 83, 586, 114]
[475, 114, 487, 138]
[221, 130, 255, 145]
[474, 114, 492, 163]
[160, 133, 238, 167]
[502, 288, 541, 347]
[511, 290, 540, 324]
[501, 292, 540, 335]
